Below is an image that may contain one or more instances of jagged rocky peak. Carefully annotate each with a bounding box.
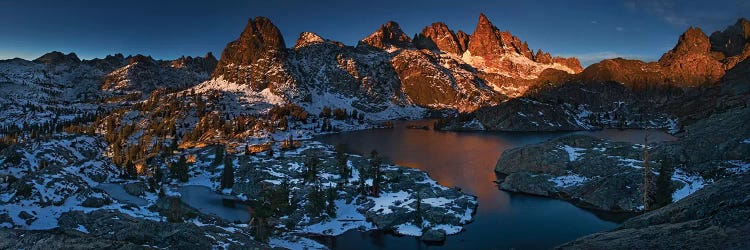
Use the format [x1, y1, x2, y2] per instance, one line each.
[211, 16, 291, 87]
[467, 13, 533, 59]
[171, 52, 218, 72]
[464, 13, 582, 77]
[456, 30, 470, 53]
[669, 27, 712, 56]
[534, 49, 553, 64]
[294, 32, 326, 49]
[33, 51, 81, 65]
[467, 13, 507, 58]
[414, 22, 464, 55]
[358, 21, 413, 50]
[127, 54, 156, 65]
[213, 16, 285, 75]
[710, 18, 750, 57]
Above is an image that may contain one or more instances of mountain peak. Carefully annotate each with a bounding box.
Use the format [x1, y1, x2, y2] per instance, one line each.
[33, 51, 81, 65]
[294, 32, 326, 49]
[358, 21, 413, 50]
[414, 22, 464, 54]
[709, 18, 750, 57]
[674, 27, 711, 55]
[204, 52, 216, 61]
[478, 13, 491, 27]
[467, 14, 504, 57]
[212, 16, 286, 81]
[127, 54, 155, 65]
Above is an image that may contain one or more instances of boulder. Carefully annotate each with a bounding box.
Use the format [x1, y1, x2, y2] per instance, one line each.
[421, 229, 447, 242]
[123, 182, 146, 197]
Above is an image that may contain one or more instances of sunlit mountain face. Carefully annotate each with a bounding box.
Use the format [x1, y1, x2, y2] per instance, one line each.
[0, 1, 749, 249]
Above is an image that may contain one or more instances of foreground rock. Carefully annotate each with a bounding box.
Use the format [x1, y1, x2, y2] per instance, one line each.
[495, 134, 673, 212]
[0, 209, 269, 249]
[558, 174, 750, 249]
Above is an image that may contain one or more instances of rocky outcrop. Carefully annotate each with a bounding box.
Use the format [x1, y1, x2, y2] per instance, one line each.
[358, 21, 413, 50]
[492, 94, 750, 212]
[495, 134, 663, 212]
[558, 174, 750, 249]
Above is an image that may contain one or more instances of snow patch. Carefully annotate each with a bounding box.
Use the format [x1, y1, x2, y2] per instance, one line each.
[560, 145, 585, 161]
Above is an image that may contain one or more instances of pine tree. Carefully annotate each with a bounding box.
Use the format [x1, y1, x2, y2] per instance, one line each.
[307, 184, 326, 216]
[335, 144, 350, 180]
[369, 150, 382, 196]
[304, 155, 320, 182]
[415, 191, 423, 227]
[167, 196, 183, 223]
[652, 159, 675, 209]
[643, 133, 652, 210]
[221, 156, 235, 189]
[172, 155, 189, 182]
[125, 161, 138, 178]
[212, 145, 224, 166]
[154, 166, 163, 184]
[326, 188, 337, 217]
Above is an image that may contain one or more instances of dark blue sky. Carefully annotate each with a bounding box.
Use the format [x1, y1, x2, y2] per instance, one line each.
[0, 0, 747, 66]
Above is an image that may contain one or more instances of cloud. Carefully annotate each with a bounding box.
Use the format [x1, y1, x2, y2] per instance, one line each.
[622, 0, 749, 28]
[616, 26, 624, 31]
[622, 0, 686, 25]
[560, 51, 654, 67]
[591, 20, 598, 24]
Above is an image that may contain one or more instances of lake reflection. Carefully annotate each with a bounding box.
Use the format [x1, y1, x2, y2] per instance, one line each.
[318, 120, 673, 249]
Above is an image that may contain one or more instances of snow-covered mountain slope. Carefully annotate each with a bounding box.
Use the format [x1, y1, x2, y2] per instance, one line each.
[101, 54, 216, 94]
[0, 52, 216, 130]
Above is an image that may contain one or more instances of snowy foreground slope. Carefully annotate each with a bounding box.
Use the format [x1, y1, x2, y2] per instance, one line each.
[0, 122, 477, 249]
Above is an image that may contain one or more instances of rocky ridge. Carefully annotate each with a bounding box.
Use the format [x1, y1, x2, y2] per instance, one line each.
[439, 19, 750, 132]
[206, 14, 583, 115]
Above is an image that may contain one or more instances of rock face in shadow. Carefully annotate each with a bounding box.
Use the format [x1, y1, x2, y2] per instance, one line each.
[358, 21, 414, 50]
[558, 174, 750, 250]
[710, 18, 750, 68]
